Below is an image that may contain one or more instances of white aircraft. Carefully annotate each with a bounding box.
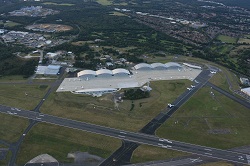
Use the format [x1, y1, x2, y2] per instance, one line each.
[168, 104, 175, 108]
[194, 80, 199, 83]
[187, 87, 191, 90]
[191, 85, 195, 88]
[210, 70, 216, 74]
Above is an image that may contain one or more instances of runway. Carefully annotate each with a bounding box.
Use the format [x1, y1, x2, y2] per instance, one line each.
[0, 105, 249, 165]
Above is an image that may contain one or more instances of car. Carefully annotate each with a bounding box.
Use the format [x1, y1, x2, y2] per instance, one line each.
[210, 71, 216, 74]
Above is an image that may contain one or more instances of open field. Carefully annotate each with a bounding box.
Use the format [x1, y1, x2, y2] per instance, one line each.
[41, 80, 191, 132]
[217, 35, 237, 44]
[109, 11, 127, 16]
[43, 2, 75, 6]
[157, 87, 250, 149]
[0, 114, 29, 143]
[200, 161, 234, 166]
[0, 21, 21, 27]
[26, 24, 73, 32]
[96, 0, 112, 5]
[238, 38, 250, 44]
[131, 145, 187, 163]
[16, 123, 121, 165]
[0, 151, 11, 166]
[0, 75, 27, 82]
[0, 84, 49, 110]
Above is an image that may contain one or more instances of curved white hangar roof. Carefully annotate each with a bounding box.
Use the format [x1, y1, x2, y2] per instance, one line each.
[151, 63, 167, 68]
[134, 63, 153, 70]
[165, 62, 182, 68]
[77, 70, 96, 77]
[96, 69, 113, 75]
[112, 68, 130, 75]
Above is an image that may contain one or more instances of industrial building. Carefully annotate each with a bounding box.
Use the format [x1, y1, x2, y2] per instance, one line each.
[134, 62, 183, 70]
[241, 87, 250, 96]
[36, 65, 61, 75]
[77, 68, 130, 79]
[57, 62, 201, 97]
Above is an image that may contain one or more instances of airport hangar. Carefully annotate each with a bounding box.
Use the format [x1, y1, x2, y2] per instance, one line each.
[57, 62, 202, 97]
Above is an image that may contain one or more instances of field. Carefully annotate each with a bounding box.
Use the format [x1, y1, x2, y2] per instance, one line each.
[0, 84, 50, 110]
[157, 87, 250, 149]
[26, 24, 73, 32]
[96, 0, 112, 5]
[0, 21, 21, 27]
[43, 2, 75, 6]
[0, 114, 29, 143]
[237, 38, 250, 44]
[109, 11, 127, 16]
[0, 75, 27, 82]
[217, 35, 237, 44]
[40, 80, 191, 132]
[131, 145, 187, 163]
[16, 123, 121, 165]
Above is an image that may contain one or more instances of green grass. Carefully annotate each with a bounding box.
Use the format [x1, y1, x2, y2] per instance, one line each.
[43, 2, 75, 6]
[131, 145, 187, 163]
[17, 123, 121, 165]
[96, 0, 112, 5]
[217, 35, 237, 44]
[0, 75, 27, 82]
[109, 11, 127, 16]
[0, 150, 12, 166]
[238, 38, 250, 44]
[41, 80, 191, 132]
[0, 114, 29, 143]
[0, 84, 50, 110]
[4, 21, 21, 27]
[157, 87, 250, 149]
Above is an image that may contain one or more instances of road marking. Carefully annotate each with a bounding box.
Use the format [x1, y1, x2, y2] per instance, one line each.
[205, 148, 212, 151]
[118, 135, 125, 138]
[246, 155, 250, 164]
[205, 153, 212, 155]
[162, 145, 172, 148]
[120, 131, 126, 134]
[158, 143, 163, 146]
[39, 114, 44, 117]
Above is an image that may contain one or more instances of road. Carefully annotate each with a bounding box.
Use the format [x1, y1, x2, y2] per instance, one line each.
[0, 105, 250, 165]
[100, 69, 212, 165]
[206, 82, 250, 109]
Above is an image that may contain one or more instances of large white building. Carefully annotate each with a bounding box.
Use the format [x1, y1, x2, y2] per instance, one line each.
[134, 62, 183, 70]
[241, 87, 250, 96]
[77, 68, 130, 79]
[57, 62, 201, 97]
[36, 65, 61, 75]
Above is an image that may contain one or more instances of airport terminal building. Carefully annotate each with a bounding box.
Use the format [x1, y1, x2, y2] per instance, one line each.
[57, 62, 202, 96]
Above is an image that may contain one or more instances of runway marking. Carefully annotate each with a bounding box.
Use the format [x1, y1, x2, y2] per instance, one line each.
[205, 153, 212, 155]
[205, 148, 212, 151]
[118, 135, 125, 138]
[120, 131, 127, 134]
[246, 155, 250, 164]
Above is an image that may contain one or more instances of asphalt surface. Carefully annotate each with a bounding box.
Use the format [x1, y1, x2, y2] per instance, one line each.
[2, 68, 65, 166]
[100, 69, 212, 166]
[1, 103, 250, 165]
[206, 82, 250, 109]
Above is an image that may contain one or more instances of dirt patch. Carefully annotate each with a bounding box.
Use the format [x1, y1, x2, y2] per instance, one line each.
[26, 24, 73, 32]
[67, 152, 104, 165]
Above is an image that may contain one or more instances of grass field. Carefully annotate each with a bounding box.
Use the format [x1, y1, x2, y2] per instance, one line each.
[157, 87, 250, 149]
[41, 80, 191, 132]
[200, 161, 234, 166]
[238, 38, 250, 44]
[96, 0, 112, 5]
[0, 114, 29, 143]
[0, 84, 49, 110]
[0, 75, 27, 82]
[109, 11, 127, 16]
[0, 151, 11, 166]
[131, 145, 187, 163]
[43, 2, 75, 6]
[217, 35, 237, 44]
[16, 123, 121, 165]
